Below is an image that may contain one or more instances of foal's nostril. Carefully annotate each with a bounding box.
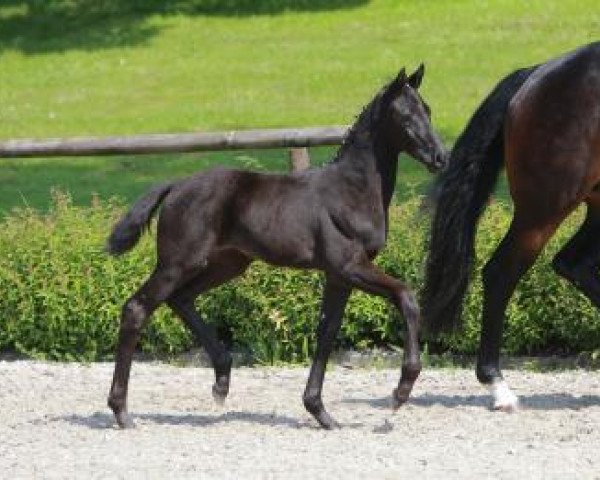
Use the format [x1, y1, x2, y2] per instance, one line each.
[437, 152, 448, 168]
[433, 152, 445, 169]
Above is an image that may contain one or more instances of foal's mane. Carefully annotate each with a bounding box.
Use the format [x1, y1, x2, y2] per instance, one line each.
[330, 76, 404, 164]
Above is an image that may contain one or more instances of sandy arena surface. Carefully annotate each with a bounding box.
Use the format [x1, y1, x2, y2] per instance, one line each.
[1, 361, 599, 479]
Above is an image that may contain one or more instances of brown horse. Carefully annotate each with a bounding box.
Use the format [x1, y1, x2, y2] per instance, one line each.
[106, 66, 446, 429]
[423, 41, 600, 411]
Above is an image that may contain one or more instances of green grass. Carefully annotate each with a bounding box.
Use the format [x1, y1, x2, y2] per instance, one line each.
[0, 0, 598, 211]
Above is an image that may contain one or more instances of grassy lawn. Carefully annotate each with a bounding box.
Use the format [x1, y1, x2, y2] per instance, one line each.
[0, 0, 598, 211]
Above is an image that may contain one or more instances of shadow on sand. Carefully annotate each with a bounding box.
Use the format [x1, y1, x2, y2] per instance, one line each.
[343, 392, 600, 411]
[58, 410, 365, 430]
[48, 391, 600, 432]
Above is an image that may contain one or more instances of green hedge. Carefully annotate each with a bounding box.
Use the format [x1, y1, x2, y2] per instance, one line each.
[0, 192, 599, 362]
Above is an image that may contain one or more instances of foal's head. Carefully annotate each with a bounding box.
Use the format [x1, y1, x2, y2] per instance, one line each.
[375, 65, 447, 172]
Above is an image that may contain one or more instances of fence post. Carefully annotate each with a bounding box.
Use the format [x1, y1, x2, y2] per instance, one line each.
[289, 147, 310, 172]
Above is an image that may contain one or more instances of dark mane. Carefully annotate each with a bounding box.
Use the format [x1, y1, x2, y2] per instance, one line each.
[331, 77, 402, 163]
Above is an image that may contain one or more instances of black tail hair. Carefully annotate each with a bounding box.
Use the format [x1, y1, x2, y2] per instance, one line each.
[106, 183, 173, 256]
[421, 66, 537, 335]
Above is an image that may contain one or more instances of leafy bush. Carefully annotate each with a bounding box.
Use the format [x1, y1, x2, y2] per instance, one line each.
[0, 192, 190, 361]
[0, 192, 599, 362]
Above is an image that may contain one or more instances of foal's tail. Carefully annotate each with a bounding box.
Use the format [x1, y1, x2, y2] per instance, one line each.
[421, 66, 537, 335]
[106, 183, 173, 256]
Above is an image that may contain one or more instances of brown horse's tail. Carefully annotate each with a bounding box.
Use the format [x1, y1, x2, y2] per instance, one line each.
[106, 183, 173, 256]
[421, 66, 537, 335]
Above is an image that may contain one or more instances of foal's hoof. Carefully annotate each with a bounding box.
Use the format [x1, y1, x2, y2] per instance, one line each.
[114, 411, 135, 429]
[313, 411, 341, 430]
[212, 383, 229, 405]
[304, 396, 340, 429]
[391, 387, 410, 411]
[108, 398, 134, 429]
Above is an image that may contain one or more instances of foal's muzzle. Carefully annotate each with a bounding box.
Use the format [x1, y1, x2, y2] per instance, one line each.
[425, 150, 448, 173]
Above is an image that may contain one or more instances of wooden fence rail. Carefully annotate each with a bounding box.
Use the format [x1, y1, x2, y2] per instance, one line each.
[0, 126, 349, 159]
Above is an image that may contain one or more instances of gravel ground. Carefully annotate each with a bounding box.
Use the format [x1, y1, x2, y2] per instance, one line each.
[1, 361, 599, 479]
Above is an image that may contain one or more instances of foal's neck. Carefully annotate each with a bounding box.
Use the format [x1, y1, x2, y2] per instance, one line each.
[337, 131, 400, 210]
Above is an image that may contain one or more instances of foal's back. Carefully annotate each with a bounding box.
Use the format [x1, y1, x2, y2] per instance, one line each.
[156, 166, 332, 268]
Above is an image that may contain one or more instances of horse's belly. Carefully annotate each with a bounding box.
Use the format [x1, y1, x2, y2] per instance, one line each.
[229, 228, 317, 269]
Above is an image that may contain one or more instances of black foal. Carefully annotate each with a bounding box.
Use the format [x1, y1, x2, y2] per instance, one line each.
[107, 65, 446, 429]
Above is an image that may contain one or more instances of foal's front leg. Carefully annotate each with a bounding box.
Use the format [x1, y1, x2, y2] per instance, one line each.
[338, 255, 422, 409]
[303, 279, 351, 429]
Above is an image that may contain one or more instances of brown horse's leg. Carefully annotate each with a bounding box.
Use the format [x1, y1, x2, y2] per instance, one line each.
[552, 201, 600, 306]
[477, 216, 564, 411]
[108, 265, 183, 428]
[166, 253, 251, 404]
[336, 256, 421, 410]
[303, 278, 351, 429]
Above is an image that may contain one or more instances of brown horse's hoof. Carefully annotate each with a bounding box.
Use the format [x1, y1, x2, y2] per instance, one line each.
[493, 402, 519, 413]
[488, 380, 519, 413]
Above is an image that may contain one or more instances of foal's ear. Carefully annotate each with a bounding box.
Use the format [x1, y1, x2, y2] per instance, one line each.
[408, 63, 425, 89]
[395, 67, 407, 86]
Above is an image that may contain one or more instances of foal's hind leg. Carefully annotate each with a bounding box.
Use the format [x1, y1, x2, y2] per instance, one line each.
[167, 253, 251, 404]
[108, 265, 184, 428]
[303, 278, 351, 429]
[552, 200, 600, 306]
